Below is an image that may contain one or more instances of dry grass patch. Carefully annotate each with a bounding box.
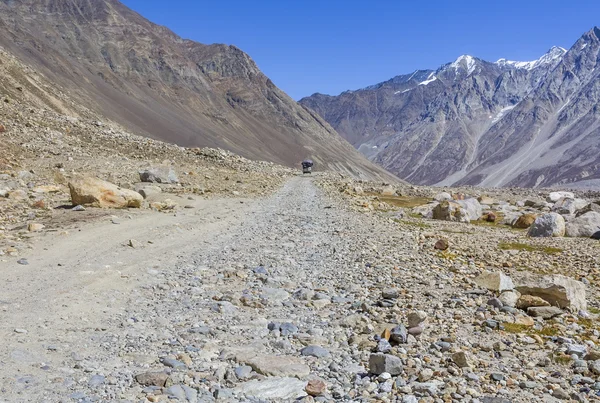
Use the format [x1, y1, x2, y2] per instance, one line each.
[498, 242, 563, 255]
[366, 193, 431, 209]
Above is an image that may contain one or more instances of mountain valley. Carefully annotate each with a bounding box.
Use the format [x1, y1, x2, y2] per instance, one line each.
[301, 28, 600, 188]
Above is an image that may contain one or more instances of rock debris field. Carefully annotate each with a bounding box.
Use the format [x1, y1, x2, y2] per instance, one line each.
[2, 175, 600, 402]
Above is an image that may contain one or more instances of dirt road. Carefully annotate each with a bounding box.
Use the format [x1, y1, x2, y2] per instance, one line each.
[0, 177, 584, 403]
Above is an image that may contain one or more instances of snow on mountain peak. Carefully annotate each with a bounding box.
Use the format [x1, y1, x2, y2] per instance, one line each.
[496, 46, 566, 71]
[449, 55, 477, 75]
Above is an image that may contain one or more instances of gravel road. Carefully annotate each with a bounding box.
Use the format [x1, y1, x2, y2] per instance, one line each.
[1, 177, 594, 402]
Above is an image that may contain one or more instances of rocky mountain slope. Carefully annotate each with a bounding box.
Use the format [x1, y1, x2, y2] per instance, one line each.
[0, 0, 395, 181]
[301, 28, 600, 188]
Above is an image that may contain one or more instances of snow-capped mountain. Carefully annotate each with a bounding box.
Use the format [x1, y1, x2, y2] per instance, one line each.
[300, 29, 600, 188]
[495, 46, 567, 71]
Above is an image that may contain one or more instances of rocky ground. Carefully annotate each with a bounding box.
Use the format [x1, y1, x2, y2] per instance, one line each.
[2, 78, 600, 402]
[1, 167, 600, 402]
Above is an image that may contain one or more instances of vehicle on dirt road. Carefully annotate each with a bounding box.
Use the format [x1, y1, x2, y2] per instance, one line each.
[302, 159, 313, 174]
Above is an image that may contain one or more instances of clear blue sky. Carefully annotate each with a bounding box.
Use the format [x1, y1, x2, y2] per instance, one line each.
[120, 0, 599, 100]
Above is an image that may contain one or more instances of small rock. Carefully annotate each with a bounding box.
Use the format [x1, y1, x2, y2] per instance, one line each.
[300, 345, 330, 358]
[390, 325, 408, 344]
[88, 375, 105, 387]
[516, 295, 550, 309]
[527, 306, 564, 319]
[434, 239, 449, 250]
[234, 365, 253, 380]
[305, 379, 327, 397]
[382, 288, 399, 299]
[474, 271, 514, 292]
[369, 353, 403, 375]
[407, 310, 428, 328]
[452, 351, 471, 368]
[27, 223, 44, 232]
[135, 372, 169, 387]
[498, 290, 521, 307]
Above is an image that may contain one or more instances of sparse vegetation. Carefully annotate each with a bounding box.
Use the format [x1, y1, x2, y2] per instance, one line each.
[498, 242, 563, 254]
[366, 193, 431, 209]
[393, 218, 431, 229]
[501, 322, 560, 337]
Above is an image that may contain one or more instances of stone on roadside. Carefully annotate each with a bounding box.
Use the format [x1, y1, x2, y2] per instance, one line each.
[234, 377, 307, 400]
[527, 306, 564, 319]
[135, 372, 169, 387]
[451, 351, 472, 368]
[8, 189, 27, 200]
[305, 379, 327, 396]
[552, 197, 578, 215]
[513, 214, 537, 229]
[27, 223, 44, 232]
[515, 275, 586, 311]
[474, 271, 514, 292]
[150, 199, 178, 211]
[32, 185, 61, 194]
[478, 195, 496, 205]
[547, 191, 574, 203]
[139, 165, 179, 184]
[433, 200, 469, 223]
[434, 239, 449, 251]
[382, 288, 399, 299]
[407, 310, 428, 328]
[137, 185, 162, 199]
[234, 366, 253, 380]
[516, 295, 550, 309]
[128, 239, 141, 248]
[565, 212, 600, 238]
[457, 198, 483, 221]
[527, 213, 565, 237]
[369, 353, 403, 375]
[381, 185, 396, 196]
[300, 345, 330, 358]
[499, 290, 521, 307]
[390, 325, 408, 344]
[412, 203, 438, 219]
[434, 192, 452, 202]
[68, 176, 143, 208]
[246, 355, 310, 377]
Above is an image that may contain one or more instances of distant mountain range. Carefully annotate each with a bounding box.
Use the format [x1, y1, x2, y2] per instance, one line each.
[0, 0, 395, 181]
[300, 28, 600, 188]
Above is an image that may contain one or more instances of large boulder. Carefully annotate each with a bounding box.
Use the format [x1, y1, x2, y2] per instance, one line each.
[576, 202, 600, 217]
[433, 192, 452, 202]
[432, 201, 469, 223]
[412, 203, 438, 219]
[381, 185, 396, 196]
[139, 166, 179, 184]
[552, 197, 588, 215]
[552, 197, 577, 215]
[565, 212, 600, 238]
[527, 213, 565, 237]
[513, 214, 537, 229]
[515, 275, 586, 312]
[547, 191, 575, 203]
[68, 176, 143, 208]
[457, 198, 483, 221]
[477, 195, 496, 205]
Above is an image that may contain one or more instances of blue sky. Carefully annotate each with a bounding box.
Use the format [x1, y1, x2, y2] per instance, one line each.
[121, 0, 599, 100]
